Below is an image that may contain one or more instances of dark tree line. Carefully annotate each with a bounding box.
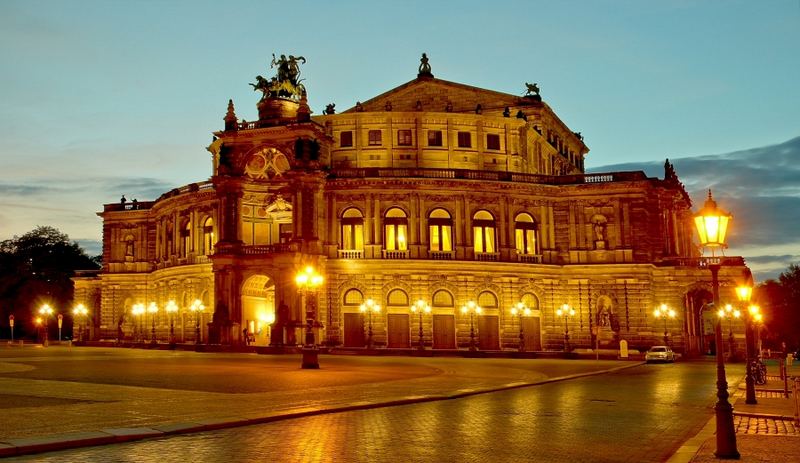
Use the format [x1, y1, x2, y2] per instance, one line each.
[756, 263, 800, 353]
[0, 226, 99, 339]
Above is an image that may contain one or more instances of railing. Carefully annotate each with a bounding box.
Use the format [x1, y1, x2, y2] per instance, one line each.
[329, 168, 648, 186]
[382, 249, 409, 259]
[517, 253, 542, 263]
[657, 256, 747, 267]
[428, 250, 454, 260]
[475, 252, 500, 262]
[337, 249, 364, 259]
[103, 181, 214, 212]
[241, 244, 294, 255]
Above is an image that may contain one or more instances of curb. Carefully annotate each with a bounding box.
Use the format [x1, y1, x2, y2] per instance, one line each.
[0, 361, 643, 458]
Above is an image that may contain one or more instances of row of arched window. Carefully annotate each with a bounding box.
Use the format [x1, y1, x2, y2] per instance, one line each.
[340, 207, 540, 257]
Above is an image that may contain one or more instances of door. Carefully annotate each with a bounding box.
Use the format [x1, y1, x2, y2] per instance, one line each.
[478, 315, 499, 350]
[343, 313, 364, 347]
[387, 314, 410, 348]
[522, 317, 542, 351]
[432, 314, 455, 349]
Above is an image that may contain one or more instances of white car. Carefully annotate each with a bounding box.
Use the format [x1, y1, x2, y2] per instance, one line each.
[645, 345, 675, 363]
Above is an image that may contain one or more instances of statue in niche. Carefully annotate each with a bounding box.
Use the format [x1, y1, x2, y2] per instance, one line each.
[592, 215, 607, 250]
[595, 296, 620, 333]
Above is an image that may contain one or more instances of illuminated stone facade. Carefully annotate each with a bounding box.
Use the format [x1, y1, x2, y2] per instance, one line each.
[73, 57, 749, 354]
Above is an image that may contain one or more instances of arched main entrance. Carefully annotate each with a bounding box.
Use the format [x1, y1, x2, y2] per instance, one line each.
[241, 275, 276, 346]
[686, 288, 713, 355]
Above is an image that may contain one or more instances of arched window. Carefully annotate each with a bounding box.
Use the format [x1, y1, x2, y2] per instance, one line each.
[341, 208, 364, 250]
[387, 289, 409, 307]
[384, 207, 408, 251]
[514, 213, 538, 255]
[181, 221, 191, 257]
[165, 222, 174, 256]
[472, 210, 496, 253]
[202, 217, 215, 255]
[343, 289, 364, 306]
[478, 291, 498, 309]
[428, 208, 453, 252]
[432, 290, 454, 308]
[521, 293, 539, 310]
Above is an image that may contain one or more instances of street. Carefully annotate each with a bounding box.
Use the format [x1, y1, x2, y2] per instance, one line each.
[0, 347, 730, 462]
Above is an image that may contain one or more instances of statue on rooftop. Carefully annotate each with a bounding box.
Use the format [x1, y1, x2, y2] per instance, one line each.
[525, 82, 540, 97]
[250, 53, 308, 101]
[418, 53, 433, 77]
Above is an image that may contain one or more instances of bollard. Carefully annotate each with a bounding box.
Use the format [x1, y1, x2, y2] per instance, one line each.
[794, 378, 799, 426]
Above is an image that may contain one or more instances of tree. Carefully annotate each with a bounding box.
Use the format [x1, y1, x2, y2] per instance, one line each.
[756, 264, 800, 352]
[0, 226, 100, 339]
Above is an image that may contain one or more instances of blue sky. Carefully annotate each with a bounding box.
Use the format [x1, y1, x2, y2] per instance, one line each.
[0, 1, 798, 280]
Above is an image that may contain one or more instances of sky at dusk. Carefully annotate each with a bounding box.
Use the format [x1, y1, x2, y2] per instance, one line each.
[0, 1, 798, 281]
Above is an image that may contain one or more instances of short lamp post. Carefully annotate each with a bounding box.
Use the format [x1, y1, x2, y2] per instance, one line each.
[653, 304, 676, 346]
[360, 298, 381, 350]
[72, 303, 88, 343]
[736, 284, 756, 405]
[694, 189, 738, 459]
[750, 307, 763, 357]
[38, 304, 54, 347]
[9, 315, 14, 343]
[722, 304, 741, 360]
[147, 302, 158, 345]
[190, 299, 205, 344]
[132, 303, 145, 343]
[410, 299, 431, 350]
[166, 300, 178, 346]
[296, 265, 324, 369]
[34, 317, 42, 344]
[460, 301, 482, 351]
[511, 302, 531, 352]
[556, 303, 575, 353]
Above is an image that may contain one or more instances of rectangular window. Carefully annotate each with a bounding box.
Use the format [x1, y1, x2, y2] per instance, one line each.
[427, 130, 443, 147]
[397, 129, 412, 146]
[457, 131, 471, 148]
[342, 223, 364, 250]
[368, 130, 382, 146]
[385, 225, 408, 251]
[430, 225, 453, 252]
[486, 134, 501, 150]
[340, 131, 353, 147]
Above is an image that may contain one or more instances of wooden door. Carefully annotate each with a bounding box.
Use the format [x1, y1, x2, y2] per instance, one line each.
[432, 314, 455, 349]
[478, 315, 499, 350]
[522, 317, 542, 351]
[387, 314, 410, 348]
[343, 313, 364, 347]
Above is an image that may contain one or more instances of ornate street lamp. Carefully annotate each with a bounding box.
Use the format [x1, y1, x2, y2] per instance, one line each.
[147, 302, 158, 344]
[360, 298, 381, 350]
[166, 300, 178, 346]
[410, 299, 431, 350]
[750, 307, 763, 358]
[460, 301, 482, 351]
[736, 284, 756, 405]
[694, 189, 738, 459]
[296, 265, 324, 369]
[38, 304, 54, 347]
[72, 303, 89, 343]
[511, 302, 531, 352]
[189, 299, 205, 344]
[653, 304, 676, 346]
[132, 303, 145, 343]
[555, 303, 575, 353]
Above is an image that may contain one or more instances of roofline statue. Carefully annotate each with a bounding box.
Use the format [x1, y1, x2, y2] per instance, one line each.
[250, 53, 307, 101]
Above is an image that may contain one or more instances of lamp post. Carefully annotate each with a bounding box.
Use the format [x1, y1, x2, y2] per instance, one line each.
[360, 298, 381, 350]
[38, 304, 54, 347]
[722, 304, 741, 359]
[511, 302, 531, 352]
[736, 284, 756, 405]
[9, 315, 14, 343]
[166, 300, 178, 346]
[132, 303, 145, 343]
[555, 303, 575, 353]
[410, 299, 431, 350]
[653, 304, 676, 346]
[751, 307, 763, 358]
[34, 317, 42, 344]
[147, 302, 158, 344]
[295, 265, 324, 369]
[190, 299, 205, 344]
[460, 301, 482, 351]
[72, 303, 88, 343]
[694, 189, 738, 459]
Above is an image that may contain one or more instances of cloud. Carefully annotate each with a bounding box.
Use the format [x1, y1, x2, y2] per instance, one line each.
[589, 136, 800, 282]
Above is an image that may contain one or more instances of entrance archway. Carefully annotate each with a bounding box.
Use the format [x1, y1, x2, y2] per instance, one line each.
[686, 288, 713, 355]
[241, 275, 276, 346]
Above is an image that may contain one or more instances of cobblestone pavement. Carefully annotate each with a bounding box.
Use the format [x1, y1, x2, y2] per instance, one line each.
[734, 415, 798, 435]
[5, 361, 723, 462]
[0, 346, 630, 442]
